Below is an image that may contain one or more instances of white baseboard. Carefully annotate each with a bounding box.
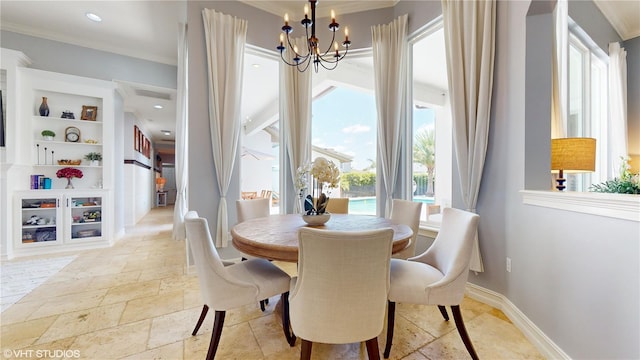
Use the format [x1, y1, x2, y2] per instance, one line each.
[466, 282, 570, 360]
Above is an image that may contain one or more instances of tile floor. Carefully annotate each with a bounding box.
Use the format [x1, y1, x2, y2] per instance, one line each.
[0, 207, 544, 359]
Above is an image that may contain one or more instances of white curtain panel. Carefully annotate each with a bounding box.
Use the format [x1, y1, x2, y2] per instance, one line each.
[173, 23, 189, 243]
[442, 0, 496, 273]
[280, 36, 312, 214]
[202, 9, 247, 247]
[551, 0, 568, 139]
[608, 42, 628, 178]
[372, 14, 408, 218]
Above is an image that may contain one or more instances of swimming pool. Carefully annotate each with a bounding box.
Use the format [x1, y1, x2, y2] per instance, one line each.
[347, 196, 434, 214]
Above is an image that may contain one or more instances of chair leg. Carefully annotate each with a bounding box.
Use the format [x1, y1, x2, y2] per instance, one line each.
[260, 299, 266, 311]
[281, 291, 296, 346]
[300, 339, 312, 360]
[438, 305, 449, 321]
[451, 305, 479, 360]
[192, 304, 209, 336]
[205, 310, 226, 360]
[365, 337, 381, 360]
[383, 301, 395, 358]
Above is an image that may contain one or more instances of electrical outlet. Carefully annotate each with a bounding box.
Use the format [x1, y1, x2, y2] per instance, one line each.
[506, 257, 512, 272]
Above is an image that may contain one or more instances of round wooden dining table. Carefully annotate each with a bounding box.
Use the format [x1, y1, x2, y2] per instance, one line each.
[231, 213, 413, 262]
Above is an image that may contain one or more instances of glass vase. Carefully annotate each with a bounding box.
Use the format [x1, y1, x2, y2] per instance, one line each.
[39, 97, 50, 117]
[65, 178, 74, 189]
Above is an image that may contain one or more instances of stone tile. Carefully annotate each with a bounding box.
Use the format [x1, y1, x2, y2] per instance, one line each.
[0, 299, 43, 325]
[138, 264, 184, 282]
[396, 303, 457, 338]
[99, 279, 160, 305]
[382, 311, 437, 360]
[419, 312, 545, 360]
[70, 319, 151, 359]
[149, 309, 205, 350]
[207, 322, 264, 359]
[120, 341, 184, 360]
[249, 313, 296, 358]
[26, 289, 109, 320]
[159, 273, 199, 294]
[35, 303, 126, 344]
[119, 290, 184, 324]
[0, 315, 57, 349]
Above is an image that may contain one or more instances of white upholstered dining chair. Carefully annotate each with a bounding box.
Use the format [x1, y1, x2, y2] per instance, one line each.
[185, 211, 295, 360]
[236, 198, 272, 310]
[383, 207, 480, 359]
[236, 198, 270, 222]
[312, 196, 349, 213]
[290, 227, 394, 360]
[389, 199, 422, 259]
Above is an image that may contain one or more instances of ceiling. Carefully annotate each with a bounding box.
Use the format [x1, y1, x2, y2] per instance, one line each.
[1, 1, 637, 148]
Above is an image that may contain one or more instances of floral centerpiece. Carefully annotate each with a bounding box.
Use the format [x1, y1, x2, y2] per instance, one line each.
[297, 157, 340, 215]
[56, 167, 83, 189]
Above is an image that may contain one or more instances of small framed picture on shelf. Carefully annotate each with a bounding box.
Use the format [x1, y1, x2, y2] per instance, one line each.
[81, 105, 98, 121]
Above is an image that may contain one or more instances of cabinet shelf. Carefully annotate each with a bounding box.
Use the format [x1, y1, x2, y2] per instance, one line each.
[72, 221, 102, 225]
[33, 115, 102, 125]
[35, 140, 101, 146]
[33, 165, 103, 169]
[22, 224, 57, 229]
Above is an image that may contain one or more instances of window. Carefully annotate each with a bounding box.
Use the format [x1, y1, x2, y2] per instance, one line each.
[410, 23, 452, 225]
[567, 31, 608, 190]
[311, 67, 377, 215]
[239, 50, 280, 213]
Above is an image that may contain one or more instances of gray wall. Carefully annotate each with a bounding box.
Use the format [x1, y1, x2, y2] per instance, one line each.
[0, 31, 177, 89]
[624, 36, 640, 156]
[478, 1, 639, 358]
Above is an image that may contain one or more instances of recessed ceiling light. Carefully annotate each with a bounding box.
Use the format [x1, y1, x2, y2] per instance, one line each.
[86, 12, 102, 22]
[252, 64, 260, 68]
[153, 105, 163, 109]
[161, 130, 171, 136]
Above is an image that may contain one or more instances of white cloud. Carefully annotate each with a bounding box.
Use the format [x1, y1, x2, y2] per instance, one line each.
[342, 124, 370, 134]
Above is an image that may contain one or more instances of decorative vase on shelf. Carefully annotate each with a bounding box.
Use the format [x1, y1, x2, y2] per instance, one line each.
[90, 160, 99, 167]
[65, 178, 74, 189]
[39, 97, 50, 117]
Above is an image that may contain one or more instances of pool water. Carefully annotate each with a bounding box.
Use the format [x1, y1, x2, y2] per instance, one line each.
[347, 197, 434, 215]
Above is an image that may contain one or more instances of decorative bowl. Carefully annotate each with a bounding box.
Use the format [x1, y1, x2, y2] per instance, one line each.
[58, 159, 82, 165]
[301, 213, 331, 226]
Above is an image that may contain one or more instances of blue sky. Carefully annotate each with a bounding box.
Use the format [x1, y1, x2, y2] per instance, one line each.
[312, 87, 435, 171]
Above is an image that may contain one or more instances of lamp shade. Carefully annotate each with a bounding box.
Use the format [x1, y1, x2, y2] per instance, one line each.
[551, 137, 596, 173]
[629, 155, 640, 174]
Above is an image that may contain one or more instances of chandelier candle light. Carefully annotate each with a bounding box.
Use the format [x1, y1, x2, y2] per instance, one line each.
[277, 0, 351, 72]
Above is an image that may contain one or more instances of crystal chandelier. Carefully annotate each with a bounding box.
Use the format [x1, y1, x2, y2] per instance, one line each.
[277, 0, 351, 73]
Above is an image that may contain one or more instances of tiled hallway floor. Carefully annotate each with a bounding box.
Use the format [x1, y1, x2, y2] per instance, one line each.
[1, 207, 544, 359]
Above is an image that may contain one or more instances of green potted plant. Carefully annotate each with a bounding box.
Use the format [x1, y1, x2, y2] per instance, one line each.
[589, 157, 640, 194]
[84, 152, 103, 166]
[41, 130, 55, 141]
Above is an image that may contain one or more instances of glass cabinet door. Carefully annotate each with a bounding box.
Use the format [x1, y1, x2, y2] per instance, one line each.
[67, 195, 103, 241]
[20, 196, 61, 245]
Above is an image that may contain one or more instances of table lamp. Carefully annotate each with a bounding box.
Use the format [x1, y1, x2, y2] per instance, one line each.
[551, 137, 596, 191]
[629, 155, 640, 174]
